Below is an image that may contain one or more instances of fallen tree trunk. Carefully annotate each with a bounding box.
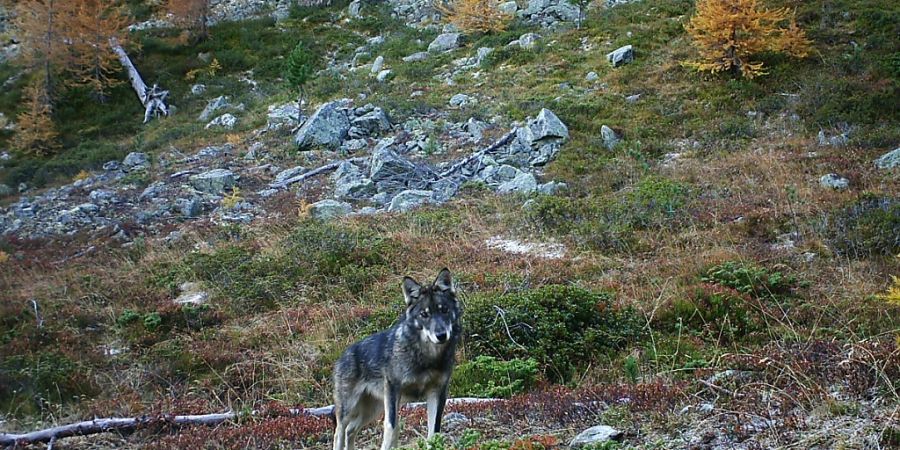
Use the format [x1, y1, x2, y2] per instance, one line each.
[0, 398, 499, 447]
[109, 37, 170, 123]
[268, 156, 369, 189]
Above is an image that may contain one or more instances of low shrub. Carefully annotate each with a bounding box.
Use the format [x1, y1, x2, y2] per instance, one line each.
[464, 285, 644, 382]
[701, 260, 799, 299]
[451, 356, 539, 398]
[824, 195, 900, 258]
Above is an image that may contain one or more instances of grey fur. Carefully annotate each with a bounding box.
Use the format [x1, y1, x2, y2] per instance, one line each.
[332, 268, 461, 450]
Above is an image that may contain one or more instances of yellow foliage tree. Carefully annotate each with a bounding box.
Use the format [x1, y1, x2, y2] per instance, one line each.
[685, 0, 811, 78]
[435, 0, 509, 34]
[12, 80, 60, 157]
[67, 0, 131, 98]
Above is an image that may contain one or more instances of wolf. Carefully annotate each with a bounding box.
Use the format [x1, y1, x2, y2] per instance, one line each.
[332, 268, 461, 450]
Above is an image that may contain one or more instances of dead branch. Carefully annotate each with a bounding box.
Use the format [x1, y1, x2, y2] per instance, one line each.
[431, 128, 518, 181]
[0, 398, 500, 447]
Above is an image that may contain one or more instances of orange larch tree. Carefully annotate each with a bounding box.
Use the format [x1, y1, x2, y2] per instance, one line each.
[67, 0, 131, 99]
[685, 0, 811, 79]
[12, 79, 60, 156]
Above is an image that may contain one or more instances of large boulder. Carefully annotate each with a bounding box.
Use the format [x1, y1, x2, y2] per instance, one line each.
[267, 102, 302, 130]
[205, 113, 237, 129]
[295, 100, 352, 150]
[308, 199, 352, 219]
[332, 162, 376, 199]
[370, 140, 419, 182]
[498, 171, 538, 194]
[530, 108, 569, 141]
[388, 189, 433, 212]
[428, 33, 461, 53]
[351, 108, 392, 135]
[190, 169, 236, 194]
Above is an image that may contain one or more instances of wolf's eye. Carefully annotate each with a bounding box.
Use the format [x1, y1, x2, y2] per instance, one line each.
[420, 310, 429, 319]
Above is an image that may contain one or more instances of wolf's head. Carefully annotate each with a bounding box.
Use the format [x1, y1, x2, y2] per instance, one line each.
[401, 268, 460, 345]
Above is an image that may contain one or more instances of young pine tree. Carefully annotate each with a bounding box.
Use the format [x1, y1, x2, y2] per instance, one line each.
[685, 0, 811, 79]
[13, 80, 60, 157]
[285, 43, 315, 114]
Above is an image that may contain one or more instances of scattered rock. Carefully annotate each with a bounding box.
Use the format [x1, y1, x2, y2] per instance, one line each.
[371, 55, 384, 74]
[205, 113, 237, 130]
[122, 152, 150, 171]
[428, 33, 461, 53]
[388, 189, 433, 212]
[498, 171, 538, 194]
[308, 199, 352, 219]
[199, 95, 229, 121]
[295, 100, 352, 150]
[449, 93, 474, 107]
[376, 69, 393, 82]
[190, 84, 206, 95]
[402, 52, 429, 62]
[600, 125, 620, 149]
[817, 130, 850, 147]
[518, 33, 540, 50]
[442, 412, 469, 431]
[348, 0, 362, 18]
[874, 147, 900, 169]
[625, 93, 641, 103]
[0, 184, 12, 197]
[607, 45, 634, 67]
[175, 196, 202, 217]
[570, 425, 623, 447]
[273, 166, 306, 185]
[498, 1, 518, 14]
[174, 283, 209, 305]
[819, 173, 849, 190]
[585, 71, 599, 81]
[190, 169, 236, 194]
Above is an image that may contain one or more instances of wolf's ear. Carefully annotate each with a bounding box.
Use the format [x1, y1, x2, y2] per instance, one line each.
[433, 268, 454, 293]
[402, 277, 422, 305]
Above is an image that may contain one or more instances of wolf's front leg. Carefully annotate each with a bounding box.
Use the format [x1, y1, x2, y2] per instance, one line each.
[426, 384, 449, 438]
[381, 382, 401, 450]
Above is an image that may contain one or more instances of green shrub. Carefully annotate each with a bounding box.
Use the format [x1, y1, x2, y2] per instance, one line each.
[464, 285, 643, 382]
[701, 261, 798, 298]
[824, 195, 900, 258]
[662, 285, 757, 342]
[451, 356, 539, 398]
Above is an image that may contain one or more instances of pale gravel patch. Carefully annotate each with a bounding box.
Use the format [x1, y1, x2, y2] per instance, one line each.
[485, 236, 566, 259]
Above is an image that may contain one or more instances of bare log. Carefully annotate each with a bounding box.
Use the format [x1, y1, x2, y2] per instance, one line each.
[0, 398, 499, 447]
[109, 37, 170, 123]
[268, 156, 368, 189]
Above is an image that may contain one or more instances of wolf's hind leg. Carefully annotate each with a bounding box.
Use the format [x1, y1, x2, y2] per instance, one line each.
[333, 407, 346, 450]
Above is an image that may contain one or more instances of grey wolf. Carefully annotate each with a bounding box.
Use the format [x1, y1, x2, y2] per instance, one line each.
[332, 268, 461, 450]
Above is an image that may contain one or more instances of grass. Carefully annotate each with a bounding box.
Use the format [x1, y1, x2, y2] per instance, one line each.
[0, 0, 899, 447]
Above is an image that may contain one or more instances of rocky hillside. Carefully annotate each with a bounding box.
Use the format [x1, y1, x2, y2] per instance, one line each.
[0, 0, 898, 449]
